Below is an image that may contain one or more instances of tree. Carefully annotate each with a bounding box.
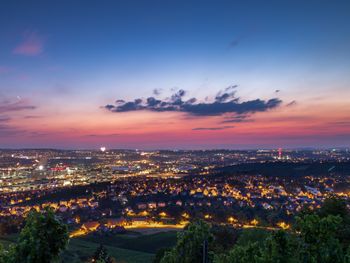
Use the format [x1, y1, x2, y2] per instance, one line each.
[260, 230, 299, 263]
[214, 230, 298, 263]
[319, 196, 349, 219]
[213, 242, 262, 263]
[13, 208, 69, 263]
[236, 228, 269, 247]
[211, 224, 239, 253]
[345, 246, 350, 263]
[295, 214, 344, 263]
[92, 244, 116, 263]
[153, 248, 171, 263]
[318, 196, 350, 248]
[160, 220, 213, 263]
[0, 244, 14, 263]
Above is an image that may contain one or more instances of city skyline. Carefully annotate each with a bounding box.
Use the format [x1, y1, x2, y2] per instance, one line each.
[1, 1, 350, 149]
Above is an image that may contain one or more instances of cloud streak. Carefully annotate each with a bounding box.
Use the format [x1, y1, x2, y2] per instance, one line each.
[0, 99, 38, 137]
[0, 124, 26, 137]
[13, 31, 45, 56]
[192, 126, 234, 131]
[222, 115, 253, 123]
[0, 98, 36, 114]
[286, 100, 297, 107]
[85, 133, 120, 137]
[0, 116, 11, 122]
[105, 87, 282, 117]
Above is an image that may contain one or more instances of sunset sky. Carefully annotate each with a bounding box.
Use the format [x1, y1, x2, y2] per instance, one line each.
[0, 1, 350, 149]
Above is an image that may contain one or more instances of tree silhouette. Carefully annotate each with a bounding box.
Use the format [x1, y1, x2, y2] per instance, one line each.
[13, 208, 69, 263]
[92, 244, 116, 263]
[161, 220, 213, 263]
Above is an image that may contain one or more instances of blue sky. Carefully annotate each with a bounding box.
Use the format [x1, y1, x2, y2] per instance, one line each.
[0, 1, 350, 149]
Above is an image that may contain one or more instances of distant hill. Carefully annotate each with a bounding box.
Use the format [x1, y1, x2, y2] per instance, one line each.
[213, 161, 350, 177]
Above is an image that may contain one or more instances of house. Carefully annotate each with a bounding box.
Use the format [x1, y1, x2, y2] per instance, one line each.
[82, 221, 100, 232]
[105, 218, 127, 228]
[137, 203, 147, 209]
[147, 202, 157, 209]
[58, 205, 68, 213]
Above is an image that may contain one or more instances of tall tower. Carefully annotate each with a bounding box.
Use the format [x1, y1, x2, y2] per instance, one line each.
[278, 148, 282, 159]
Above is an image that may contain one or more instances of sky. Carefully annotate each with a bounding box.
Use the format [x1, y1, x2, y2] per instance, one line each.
[0, 0, 350, 149]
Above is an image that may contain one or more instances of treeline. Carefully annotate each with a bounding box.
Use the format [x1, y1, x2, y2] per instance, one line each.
[1, 197, 350, 263]
[156, 196, 350, 263]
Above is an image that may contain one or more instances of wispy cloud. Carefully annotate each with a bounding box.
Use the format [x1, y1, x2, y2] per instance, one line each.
[0, 124, 49, 138]
[228, 26, 257, 49]
[85, 133, 120, 137]
[23, 115, 42, 119]
[0, 124, 26, 137]
[153, 88, 162, 96]
[222, 115, 253, 123]
[0, 116, 11, 122]
[13, 31, 45, 56]
[104, 86, 282, 117]
[286, 100, 297, 107]
[192, 126, 234, 131]
[0, 99, 37, 137]
[0, 98, 36, 114]
[328, 121, 350, 126]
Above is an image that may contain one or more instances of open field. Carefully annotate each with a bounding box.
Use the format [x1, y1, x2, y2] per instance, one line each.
[81, 230, 178, 254]
[0, 230, 178, 263]
[60, 238, 154, 263]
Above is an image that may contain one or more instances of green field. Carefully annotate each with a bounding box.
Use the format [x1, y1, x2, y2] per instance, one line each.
[60, 238, 154, 263]
[0, 230, 178, 263]
[81, 231, 178, 254]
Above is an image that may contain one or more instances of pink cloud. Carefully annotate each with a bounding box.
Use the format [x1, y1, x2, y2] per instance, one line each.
[13, 31, 45, 56]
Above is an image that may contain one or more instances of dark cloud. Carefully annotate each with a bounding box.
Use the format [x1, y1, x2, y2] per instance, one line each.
[147, 97, 161, 107]
[228, 34, 247, 49]
[286, 100, 297, 107]
[105, 104, 115, 110]
[228, 26, 257, 49]
[153, 88, 162, 96]
[104, 87, 282, 117]
[229, 39, 240, 48]
[215, 85, 238, 103]
[193, 126, 234, 131]
[222, 115, 254, 123]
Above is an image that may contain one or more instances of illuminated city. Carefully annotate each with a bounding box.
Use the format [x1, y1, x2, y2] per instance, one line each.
[1, 1, 350, 263]
[1, 149, 349, 233]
